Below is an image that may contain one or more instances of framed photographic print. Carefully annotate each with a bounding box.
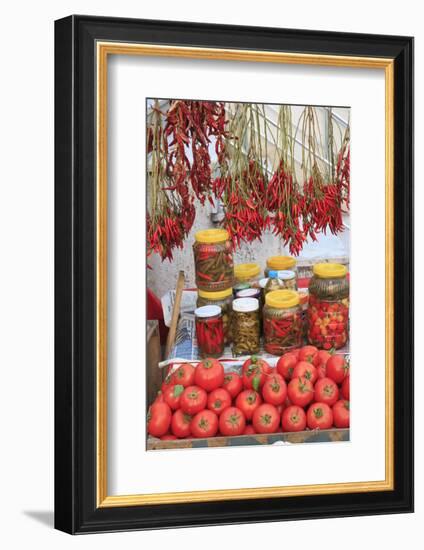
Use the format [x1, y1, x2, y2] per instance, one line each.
[54, 15, 414, 534]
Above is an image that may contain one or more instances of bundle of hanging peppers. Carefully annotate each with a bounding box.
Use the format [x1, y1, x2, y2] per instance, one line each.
[147, 100, 350, 261]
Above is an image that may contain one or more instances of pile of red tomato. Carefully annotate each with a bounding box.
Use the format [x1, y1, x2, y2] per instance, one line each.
[147, 346, 350, 440]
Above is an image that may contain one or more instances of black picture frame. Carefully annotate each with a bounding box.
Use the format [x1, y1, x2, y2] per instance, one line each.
[55, 15, 414, 534]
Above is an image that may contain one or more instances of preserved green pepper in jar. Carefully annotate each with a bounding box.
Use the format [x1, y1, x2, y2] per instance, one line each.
[264, 272, 284, 294]
[197, 288, 233, 344]
[264, 256, 297, 278]
[307, 263, 349, 350]
[234, 263, 261, 286]
[195, 305, 224, 358]
[268, 270, 297, 290]
[193, 229, 234, 291]
[232, 298, 260, 356]
[263, 290, 303, 355]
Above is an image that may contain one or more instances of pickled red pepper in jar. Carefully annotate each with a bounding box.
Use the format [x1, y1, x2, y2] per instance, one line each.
[197, 288, 233, 344]
[307, 263, 349, 350]
[193, 229, 234, 291]
[195, 305, 224, 358]
[263, 290, 303, 355]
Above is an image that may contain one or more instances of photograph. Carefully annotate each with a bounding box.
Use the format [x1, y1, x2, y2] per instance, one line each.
[146, 99, 351, 450]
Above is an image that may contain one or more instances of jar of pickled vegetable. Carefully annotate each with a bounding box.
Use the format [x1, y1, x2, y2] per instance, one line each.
[307, 263, 349, 350]
[233, 282, 251, 297]
[234, 263, 261, 286]
[232, 298, 260, 356]
[265, 273, 284, 295]
[263, 290, 303, 355]
[268, 270, 297, 290]
[193, 229, 234, 291]
[264, 256, 297, 278]
[195, 305, 224, 358]
[197, 288, 233, 344]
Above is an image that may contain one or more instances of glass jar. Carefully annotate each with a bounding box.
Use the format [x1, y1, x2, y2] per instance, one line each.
[193, 229, 234, 291]
[264, 256, 297, 278]
[267, 270, 297, 290]
[265, 273, 284, 295]
[195, 305, 224, 358]
[263, 290, 303, 355]
[236, 288, 263, 325]
[197, 288, 233, 344]
[307, 263, 349, 350]
[234, 263, 261, 286]
[233, 282, 251, 297]
[232, 298, 260, 356]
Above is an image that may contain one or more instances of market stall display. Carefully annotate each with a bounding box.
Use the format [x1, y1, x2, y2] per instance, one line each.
[147, 345, 350, 449]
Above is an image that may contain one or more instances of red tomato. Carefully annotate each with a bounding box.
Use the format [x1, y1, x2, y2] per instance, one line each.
[307, 402, 333, 429]
[298, 345, 319, 363]
[147, 402, 172, 437]
[235, 390, 262, 420]
[243, 424, 256, 435]
[281, 405, 307, 432]
[262, 373, 287, 406]
[312, 350, 332, 367]
[333, 399, 350, 428]
[252, 404, 280, 434]
[314, 377, 339, 406]
[219, 407, 246, 436]
[153, 391, 165, 404]
[207, 388, 232, 415]
[172, 363, 195, 387]
[292, 361, 318, 384]
[191, 410, 219, 438]
[276, 352, 297, 381]
[222, 371, 243, 398]
[161, 372, 175, 393]
[291, 348, 301, 360]
[160, 434, 177, 440]
[194, 358, 224, 391]
[163, 384, 185, 410]
[180, 385, 207, 415]
[242, 356, 271, 390]
[316, 363, 327, 380]
[171, 409, 192, 438]
[341, 374, 350, 400]
[287, 376, 314, 408]
[326, 355, 349, 384]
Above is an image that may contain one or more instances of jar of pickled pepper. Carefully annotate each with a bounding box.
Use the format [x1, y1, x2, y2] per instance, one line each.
[195, 305, 224, 358]
[197, 288, 233, 344]
[264, 256, 297, 278]
[307, 263, 349, 350]
[234, 263, 261, 286]
[193, 229, 234, 291]
[263, 290, 303, 355]
[232, 297, 260, 356]
[267, 270, 297, 290]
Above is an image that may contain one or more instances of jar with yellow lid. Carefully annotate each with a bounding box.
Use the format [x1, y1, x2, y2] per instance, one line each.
[264, 256, 297, 278]
[234, 263, 261, 286]
[263, 290, 303, 355]
[197, 288, 233, 344]
[193, 229, 234, 291]
[307, 263, 349, 350]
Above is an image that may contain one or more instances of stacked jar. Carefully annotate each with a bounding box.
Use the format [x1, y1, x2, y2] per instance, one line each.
[264, 256, 297, 278]
[193, 229, 234, 358]
[234, 263, 261, 287]
[197, 288, 233, 344]
[263, 290, 303, 355]
[193, 229, 234, 291]
[307, 263, 349, 350]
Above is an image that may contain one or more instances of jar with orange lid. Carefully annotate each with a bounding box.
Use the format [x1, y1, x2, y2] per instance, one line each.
[193, 229, 234, 291]
[197, 288, 233, 344]
[263, 290, 303, 355]
[234, 263, 261, 286]
[307, 263, 349, 350]
[264, 256, 297, 278]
